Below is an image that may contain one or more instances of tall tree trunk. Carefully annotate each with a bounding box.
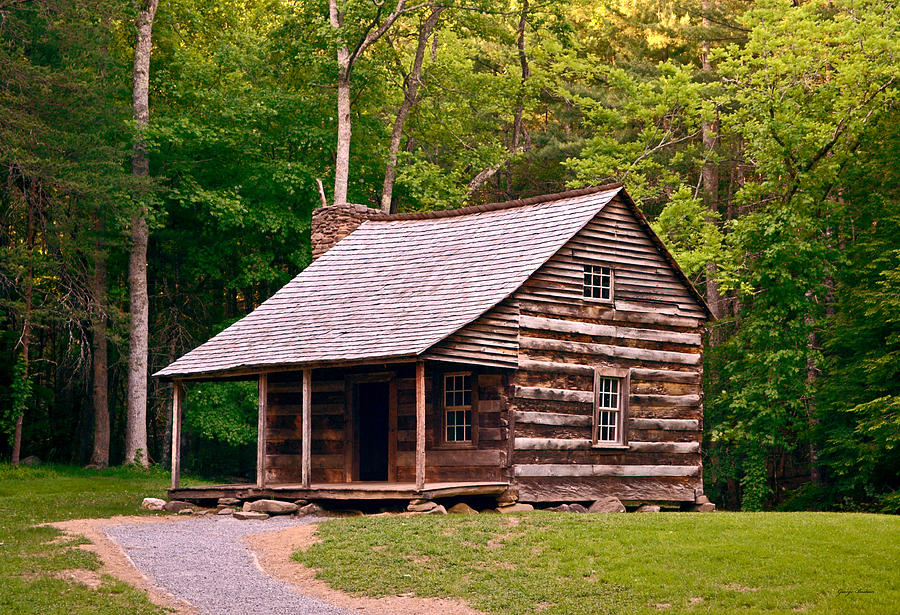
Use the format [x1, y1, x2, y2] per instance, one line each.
[701, 0, 722, 321]
[334, 56, 352, 206]
[125, 0, 158, 467]
[11, 197, 35, 466]
[89, 219, 109, 468]
[511, 0, 530, 155]
[329, 0, 415, 206]
[380, 4, 443, 213]
[805, 289, 822, 484]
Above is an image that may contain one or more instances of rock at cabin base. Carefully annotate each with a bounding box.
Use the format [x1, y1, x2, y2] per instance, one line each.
[448, 502, 478, 514]
[496, 488, 519, 505]
[588, 496, 626, 513]
[141, 497, 166, 511]
[297, 503, 324, 516]
[568, 503, 589, 513]
[547, 504, 571, 512]
[407, 500, 438, 513]
[695, 494, 711, 505]
[234, 511, 269, 521]
[217, 507, 235, 516]
[497, 503, 534, 514]
[424, 504, 447, 515]
[479, 507, 500, 514]
[177, 508, 194, 515]
[293, 499, 309, 506]
[636, 505, 661, 513]
[163, 500, 194, 513]
[218, 497, 240, 506]
[694, 502, 716, 512]
[246, 499, 298, 515]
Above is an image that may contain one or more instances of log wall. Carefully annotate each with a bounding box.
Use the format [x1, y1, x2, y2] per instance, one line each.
[507, 195, 707, 502]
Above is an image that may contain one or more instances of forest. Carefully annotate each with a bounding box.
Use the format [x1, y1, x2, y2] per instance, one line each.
[0, 0, 897, 512]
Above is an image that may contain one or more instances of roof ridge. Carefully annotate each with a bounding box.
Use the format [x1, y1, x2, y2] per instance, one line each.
[365, 183, 623, 221]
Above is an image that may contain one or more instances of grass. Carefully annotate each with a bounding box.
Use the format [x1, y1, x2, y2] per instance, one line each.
[295, 511, 900, 615]
[0, 463, 176, 615]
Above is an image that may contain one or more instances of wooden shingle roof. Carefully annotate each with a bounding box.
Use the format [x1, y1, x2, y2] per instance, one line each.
[155, 185, 624, 379]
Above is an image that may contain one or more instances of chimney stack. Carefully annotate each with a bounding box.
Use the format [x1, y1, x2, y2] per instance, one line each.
[310, 203, 374, 259]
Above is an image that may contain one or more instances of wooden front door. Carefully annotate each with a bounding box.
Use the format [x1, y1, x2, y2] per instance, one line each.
[356, 381, 391, 481]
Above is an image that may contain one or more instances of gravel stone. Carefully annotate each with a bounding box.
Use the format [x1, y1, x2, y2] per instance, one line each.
[104, 515, 349, 615]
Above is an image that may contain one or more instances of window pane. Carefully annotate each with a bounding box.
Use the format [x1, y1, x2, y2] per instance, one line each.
[464, 390, 472, 405]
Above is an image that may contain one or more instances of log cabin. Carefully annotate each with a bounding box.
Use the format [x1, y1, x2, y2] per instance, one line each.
[155, 183, 712, 506]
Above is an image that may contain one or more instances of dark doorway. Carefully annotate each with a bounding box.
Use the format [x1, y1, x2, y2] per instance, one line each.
[357, 381, 390, 481]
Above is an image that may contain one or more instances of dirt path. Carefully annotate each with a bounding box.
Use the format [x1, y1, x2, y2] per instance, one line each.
[51, 514, 481, 615]
[49, 515, 197, 615]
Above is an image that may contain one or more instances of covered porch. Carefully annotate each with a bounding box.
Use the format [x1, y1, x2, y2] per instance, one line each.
[168, 481, 509, 503]
[166, 359, 511, 503]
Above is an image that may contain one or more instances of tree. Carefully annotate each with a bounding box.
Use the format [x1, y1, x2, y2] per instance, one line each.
[125, 0, 160, 467]
[328, 0, 425, 205]
[380, 2, 444, 213]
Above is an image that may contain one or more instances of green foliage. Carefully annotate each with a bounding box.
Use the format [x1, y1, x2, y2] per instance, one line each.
[2, 354, 31, 446]
[1, 0, 897, 513]
[651, 186, 724, 279]
[183, 381, 257, 447]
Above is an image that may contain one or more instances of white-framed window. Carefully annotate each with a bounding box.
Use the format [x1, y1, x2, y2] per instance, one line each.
[592, 367, 630, 446]
[583, 264, 612, 301]
[596, 377, 619, 442]
[444, 373, 473, 443]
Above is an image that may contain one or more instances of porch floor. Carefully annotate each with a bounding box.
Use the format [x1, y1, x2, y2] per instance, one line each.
[168, 481, 509, 502]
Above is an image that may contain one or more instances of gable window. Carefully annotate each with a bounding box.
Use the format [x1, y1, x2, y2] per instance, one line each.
[444, 373, 472, 443]
[583, 264, 612, 301]
[592, 367, 630, 446]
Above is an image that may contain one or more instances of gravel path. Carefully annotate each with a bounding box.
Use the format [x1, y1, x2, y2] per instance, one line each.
[105, 515, 352, 615]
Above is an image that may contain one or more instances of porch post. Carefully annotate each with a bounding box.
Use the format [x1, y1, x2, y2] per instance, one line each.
[170, 380, 183, 490]
[256, 373, 268, 488]
[415, 360, 426, 490]
[301, 368, 312, 488]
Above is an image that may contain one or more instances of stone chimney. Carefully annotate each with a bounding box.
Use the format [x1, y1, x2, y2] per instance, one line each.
[310, 203, 374, 259]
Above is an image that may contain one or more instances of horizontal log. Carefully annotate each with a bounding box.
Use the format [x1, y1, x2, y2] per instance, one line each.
[629, 368, 700, 384]
[514, 438, 698, 453]
[514, 385, 592, 404]
[265, 453, 343, 469]
[517, 359, 595, 376]
[520, 316, 701, 346]
[513, 464, 700, 478]
[479, 427, 503, 441]
[627, 441, 700, 453]
[512, 410, 592, 427]
[514, 476, 699, 502]
[630, 418, 699, 431]
[630, 394, 701, 407]
[518, 299, 702, 329]
[397, 449, 502, 467]
[515, 438, 593, 450]
[520, 336, 701, 366]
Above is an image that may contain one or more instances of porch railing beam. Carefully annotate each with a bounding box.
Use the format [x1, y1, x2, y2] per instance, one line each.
[256, 373, 268, 488]
[415, 360, 426, 491]
[170, 380, 183, 490]
[301, 368, 312, 488]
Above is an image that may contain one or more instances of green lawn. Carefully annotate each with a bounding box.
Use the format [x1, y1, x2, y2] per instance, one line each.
[295, 511, 900, 615]
[0, 464, 173, 615]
